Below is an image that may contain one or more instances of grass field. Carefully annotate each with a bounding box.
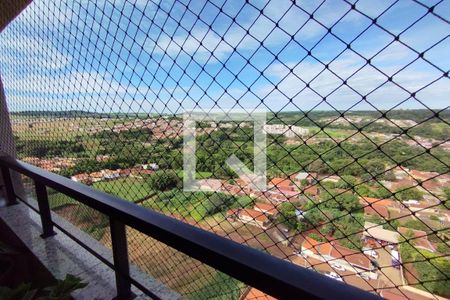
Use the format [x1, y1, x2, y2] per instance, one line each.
[142, 189, 254, 222]
[48, 177, 154, 211]
[92, 177, 155, 202]
[176, 170, 213, 179]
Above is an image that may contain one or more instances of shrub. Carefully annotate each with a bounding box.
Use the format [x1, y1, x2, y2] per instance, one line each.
[148, 170, 181, 191]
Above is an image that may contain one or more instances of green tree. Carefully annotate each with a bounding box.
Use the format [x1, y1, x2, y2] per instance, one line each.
[395, 187, 423, 201]
[277, 202, 299, 230]
[148, 170, 181, 191]
[320, 192, 362, 213]
[336, 175, 357, 189]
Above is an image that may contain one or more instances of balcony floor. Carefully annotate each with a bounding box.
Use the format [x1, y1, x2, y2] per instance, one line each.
[0, 199, 182, 300]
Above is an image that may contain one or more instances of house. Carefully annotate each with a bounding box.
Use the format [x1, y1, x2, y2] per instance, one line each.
[89, 171, 104, 182]
[363, 222, 399, 246]
[197, 179, 224, 191]
[70, 173, 90, 183]
[263, 124, 309, 138]
[269, 178, 296, 192]
[359, 197, 400, 209]
[119, 168, 132, 177]
[253, 203, 278, 216]
[380, 286, 442, 300]
[95, 155, 110, 162]
[222, 182, 246, 196]
[409, 170, 439, 181]
[264, 190, 301, 203]
[303, 185, 320, 197]
[292, 172, 318, 184]
[301, 237, 377, 279]
[101, 169, 120, 180]
[238, 174, 266, 191]
[364, 205, 390, 219]
[237, 209, 271, 229]
[397, 227, 435, 252]
[141, 163, 159, 170]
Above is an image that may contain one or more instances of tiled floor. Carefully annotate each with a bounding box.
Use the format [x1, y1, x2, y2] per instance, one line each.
[0, 200, 182, 300]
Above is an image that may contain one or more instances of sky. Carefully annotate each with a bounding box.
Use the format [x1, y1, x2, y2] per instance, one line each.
[0, 0, 449, 114]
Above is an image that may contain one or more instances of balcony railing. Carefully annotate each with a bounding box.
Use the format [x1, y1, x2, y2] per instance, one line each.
[0, 153, 380, 299]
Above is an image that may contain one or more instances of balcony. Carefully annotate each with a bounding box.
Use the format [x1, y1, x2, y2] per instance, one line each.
[0, 155, 380, 299]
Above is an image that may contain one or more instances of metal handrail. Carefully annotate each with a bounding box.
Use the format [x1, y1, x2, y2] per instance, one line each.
[0, 154, 380, 300]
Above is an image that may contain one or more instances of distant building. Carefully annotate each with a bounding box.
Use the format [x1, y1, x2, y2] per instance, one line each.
[269, 177, 296, 192]
[71, 173, 90, 183]
[101, 169, 120, 180]
[292, 172, 318, 184]
[263, 124, 309, 138]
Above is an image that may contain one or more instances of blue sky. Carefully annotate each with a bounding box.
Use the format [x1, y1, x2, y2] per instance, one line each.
[0, 0, 449, 114]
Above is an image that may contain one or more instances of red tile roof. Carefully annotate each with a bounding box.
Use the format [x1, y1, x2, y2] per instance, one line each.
[239, 209, 270, 223]
[270, 178, 293, 189]
[364, 205, 390, 219]
[303, 185, 319, 196]
[253, 203, 278, 215]
[302, 237, 371, 270]
[242, 288, 276, 300]
[360, 197, 395, 207]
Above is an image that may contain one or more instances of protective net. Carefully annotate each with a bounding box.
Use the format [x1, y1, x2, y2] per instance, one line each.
[1, 0, 449, 299]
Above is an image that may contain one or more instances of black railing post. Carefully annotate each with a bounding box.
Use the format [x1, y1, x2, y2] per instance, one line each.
[35, 181, 56, 238]
[110, 218, 133, 300]
[1, 166, 18, 206]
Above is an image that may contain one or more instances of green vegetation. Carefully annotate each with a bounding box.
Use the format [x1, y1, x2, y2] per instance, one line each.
[143, 189, 254, 222]
[400, 243, 450, 297]
[395, 187, 423, 201]
[0, 274, 87, 300]
[187, 271, 245, 300]
[148, 170, 181, 191]
[16, 137, 85, 158]
[93, 177, 154, 202]
[297, 193, 364, 250]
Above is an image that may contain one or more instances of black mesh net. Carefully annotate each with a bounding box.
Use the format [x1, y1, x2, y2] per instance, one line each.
[1, 0, 449, 299]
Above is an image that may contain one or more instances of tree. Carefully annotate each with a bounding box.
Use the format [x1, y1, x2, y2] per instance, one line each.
[307, 159, 329, 175]
[148, 170, 181, 191]
[336, 175, 357, 189]
[395, 187, 423, 201]
[444, 187, 450, 201]
[376, 185, 393, 199]
[332, 213, 365, 250]
[277, 202, 299, 230]
[402, 219, 429, 232]
[319, 192, 362, 213]
[365, 159, 385, 176]
[355, 184, 378, 198]
[298, 207, 326, 231]
[382, 171, 396, 181]
[202, 193, 235, 216]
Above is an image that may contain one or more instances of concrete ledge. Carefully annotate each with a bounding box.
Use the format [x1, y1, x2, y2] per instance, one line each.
[0, 200, 182, 300]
